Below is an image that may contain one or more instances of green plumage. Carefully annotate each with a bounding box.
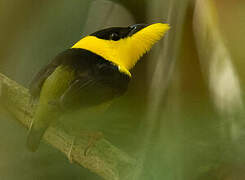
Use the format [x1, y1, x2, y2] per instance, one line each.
[27, 48, 130, 151]
[27, 66, 75, 151]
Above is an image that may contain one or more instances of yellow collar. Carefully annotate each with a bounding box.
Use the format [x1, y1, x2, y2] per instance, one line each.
[72, 23, 170, 77]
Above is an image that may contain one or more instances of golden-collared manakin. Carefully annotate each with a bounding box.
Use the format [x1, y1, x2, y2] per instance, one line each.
[27, 23, 170, 152]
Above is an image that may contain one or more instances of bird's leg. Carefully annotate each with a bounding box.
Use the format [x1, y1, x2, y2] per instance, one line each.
[67, 136, 75, 163]
[84, 132, 103, 156]
[66, 131, 103, 162]
[28, 118, 34, 131]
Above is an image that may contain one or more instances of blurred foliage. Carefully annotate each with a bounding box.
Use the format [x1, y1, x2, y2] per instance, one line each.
[0, 0, 245, 180]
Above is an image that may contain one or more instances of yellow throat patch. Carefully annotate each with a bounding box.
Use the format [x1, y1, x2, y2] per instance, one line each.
[72, 23, 170, 76]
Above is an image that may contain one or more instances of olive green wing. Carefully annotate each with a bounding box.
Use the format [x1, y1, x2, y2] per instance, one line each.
[27, 65, 75, 152]
[29, 50, 69, 99]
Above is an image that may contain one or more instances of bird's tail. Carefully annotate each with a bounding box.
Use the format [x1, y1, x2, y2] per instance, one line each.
[26, 100, 61, 152]
[26, 124, 47, 152]
[26, 106, 59, 152]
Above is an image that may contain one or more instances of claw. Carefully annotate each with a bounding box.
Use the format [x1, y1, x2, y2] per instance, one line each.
[84, 132, 103, 156]
[28, 97, 36, 130]
[67, 137, 75, 163]
[66, 132, 103, 160]
[29, 118, 34, 131]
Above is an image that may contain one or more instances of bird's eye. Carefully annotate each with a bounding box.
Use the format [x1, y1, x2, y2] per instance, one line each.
[109, 33, 120, 41]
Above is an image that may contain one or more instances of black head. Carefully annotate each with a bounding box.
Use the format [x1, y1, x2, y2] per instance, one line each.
[90, 24, 147, 41]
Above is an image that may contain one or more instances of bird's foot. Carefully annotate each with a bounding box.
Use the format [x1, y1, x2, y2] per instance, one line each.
[28, 118, 34, 131]
[28, 98, 36, 130]
[67, 136, 75, 163]
[84, 132, 103, 156]
[66, 132, 103, 162]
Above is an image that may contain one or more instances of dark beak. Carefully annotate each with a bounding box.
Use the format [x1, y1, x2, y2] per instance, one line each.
[127, 24, 148, 36]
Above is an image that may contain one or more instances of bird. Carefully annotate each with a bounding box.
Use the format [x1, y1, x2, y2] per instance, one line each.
[27, 23, 170, 152]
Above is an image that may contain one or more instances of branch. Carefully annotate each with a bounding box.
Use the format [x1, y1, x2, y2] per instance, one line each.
[193, 0, 244, 140]
[0, 73, 136, 180]
[193, 0, 243, 114]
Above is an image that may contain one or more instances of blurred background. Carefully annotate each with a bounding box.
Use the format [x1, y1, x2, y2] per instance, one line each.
[0, 0, 245, 179]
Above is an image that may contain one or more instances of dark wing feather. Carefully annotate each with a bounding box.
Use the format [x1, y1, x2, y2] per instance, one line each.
[29, 64, 57, 99]
[30, 48, 130, 108]
[29, 54, 65, 99]
[59, 77, 95, 109]
[29, 49, 95, 99]
[59, 74, 121, 110]
[60, 61, 130, 110]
